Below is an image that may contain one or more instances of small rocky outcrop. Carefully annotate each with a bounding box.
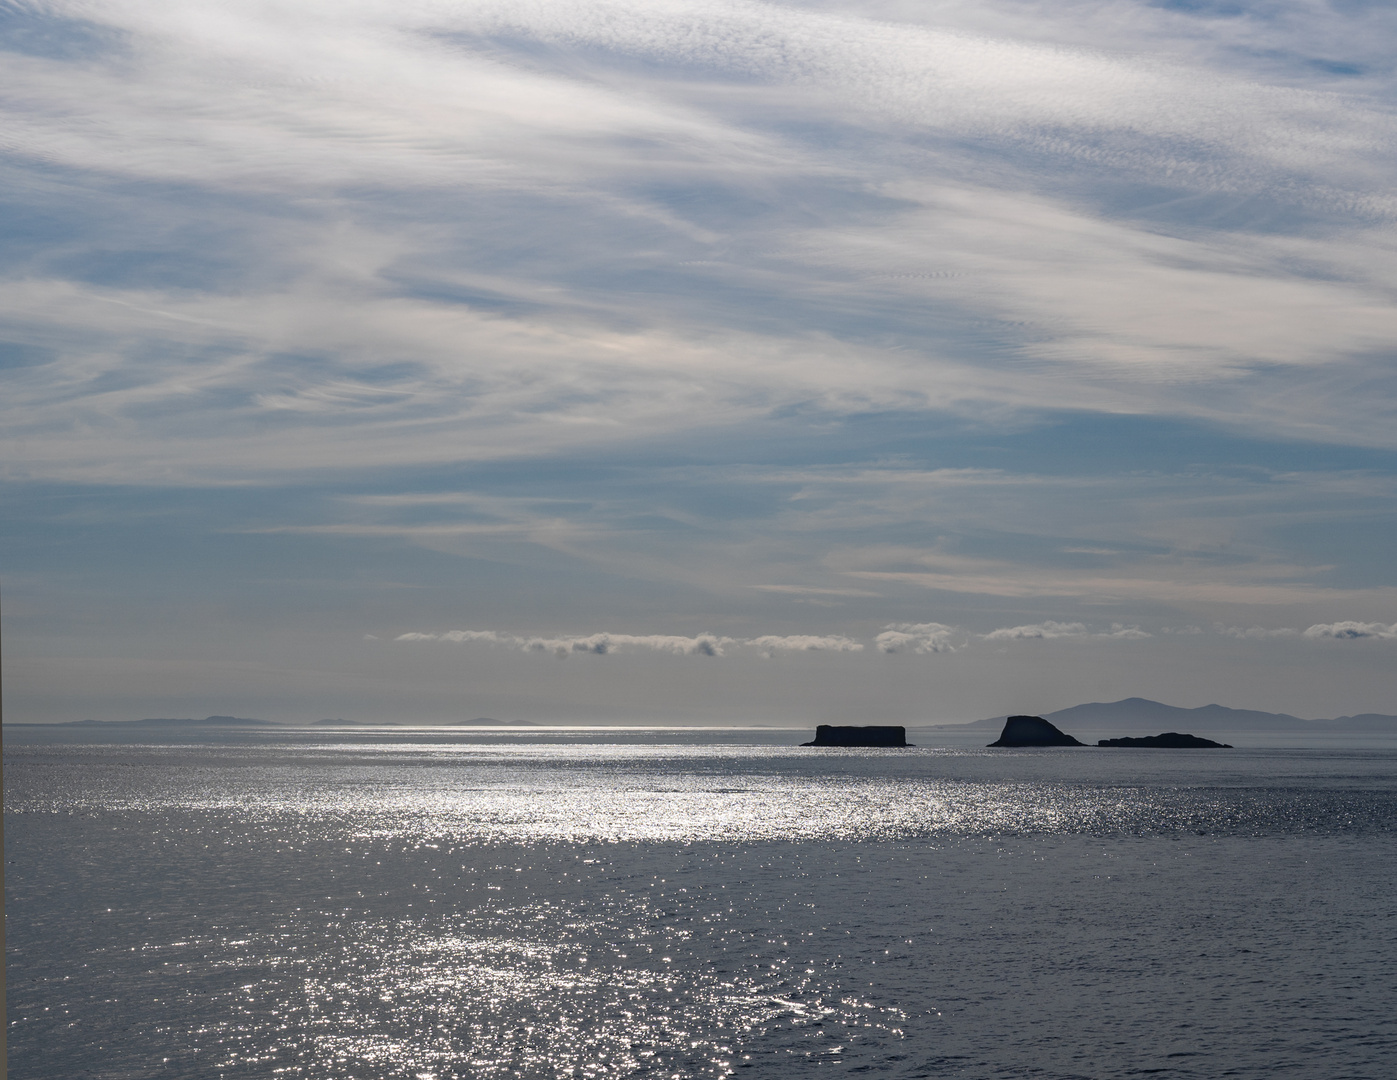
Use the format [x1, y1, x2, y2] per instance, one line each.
[802, 725, 908, 747]
[1097, 732, 1232, 748]
[988, 715, 1084, 747]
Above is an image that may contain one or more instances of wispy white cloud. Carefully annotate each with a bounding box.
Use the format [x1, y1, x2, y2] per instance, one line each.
[14, 0, 1392, 200]
[749, 585, 882, 598]
[3, 0, 1397, 489]
[6, 0, 1397, 720]
[844, 546, 1397, 608]
[234, 463, 1397, 617]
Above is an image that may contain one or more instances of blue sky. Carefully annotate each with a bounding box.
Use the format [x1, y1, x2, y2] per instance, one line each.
[2, 0, 1395, 723]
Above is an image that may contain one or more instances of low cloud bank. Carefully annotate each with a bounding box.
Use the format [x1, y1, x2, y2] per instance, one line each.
[746, 635, 864, 656]
[876, 623, 957, 654]
[399, 630, 733, 656]
[981, 621, 1149, 641]
[1303, 621, 1397, 641]
[982, 620, 1086, 641]
[1219, 621, 1397, 641]
[387, 616, 1397, 657]
[395, 630, 861, 657]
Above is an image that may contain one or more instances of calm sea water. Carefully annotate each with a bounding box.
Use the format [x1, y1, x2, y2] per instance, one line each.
[6, 728, 1397, 1078]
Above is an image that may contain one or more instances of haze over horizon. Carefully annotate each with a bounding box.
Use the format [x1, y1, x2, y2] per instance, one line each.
[3, 0, 1396, 725]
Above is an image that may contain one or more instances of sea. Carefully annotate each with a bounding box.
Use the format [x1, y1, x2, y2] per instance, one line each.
[5, 725, 1396, 1079]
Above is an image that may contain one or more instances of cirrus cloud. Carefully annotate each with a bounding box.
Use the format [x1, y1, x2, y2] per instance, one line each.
[5, 0, 1397, 724]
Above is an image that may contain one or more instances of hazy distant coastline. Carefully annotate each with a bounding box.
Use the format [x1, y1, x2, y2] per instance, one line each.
[50, 715, 278, 727]
[7, 699, 1393, 741]
[13, 715, 540, 728]
[931, 697, 1397, 739]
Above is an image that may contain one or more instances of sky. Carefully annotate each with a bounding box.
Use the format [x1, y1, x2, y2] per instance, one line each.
[2, 0, 1395, 725]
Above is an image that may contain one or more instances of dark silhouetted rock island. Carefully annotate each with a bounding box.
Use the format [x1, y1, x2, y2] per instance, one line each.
[989, 715, 1084, 747]
[802, 725, 908, 747]
[1098, 732, 1232, 748]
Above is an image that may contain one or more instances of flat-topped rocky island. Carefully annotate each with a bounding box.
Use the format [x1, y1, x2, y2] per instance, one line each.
[802, 725, 909, 747]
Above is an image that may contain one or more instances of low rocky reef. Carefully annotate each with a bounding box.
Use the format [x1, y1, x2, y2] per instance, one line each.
[988, 715, 1084, 747]
[803, 725, 909, 747]
[1098, 732, 1232, 748]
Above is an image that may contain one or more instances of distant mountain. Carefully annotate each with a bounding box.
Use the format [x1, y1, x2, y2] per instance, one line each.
[1049, 698, 1315, 732]
[1329, 714, 1397, 729]
[62, 715, 278, 727]
[444, 718, 536, 727]
[935, 698, 1397, 736]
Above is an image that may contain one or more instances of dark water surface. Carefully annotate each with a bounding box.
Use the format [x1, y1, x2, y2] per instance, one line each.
[6, 731, 1396, 1078]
